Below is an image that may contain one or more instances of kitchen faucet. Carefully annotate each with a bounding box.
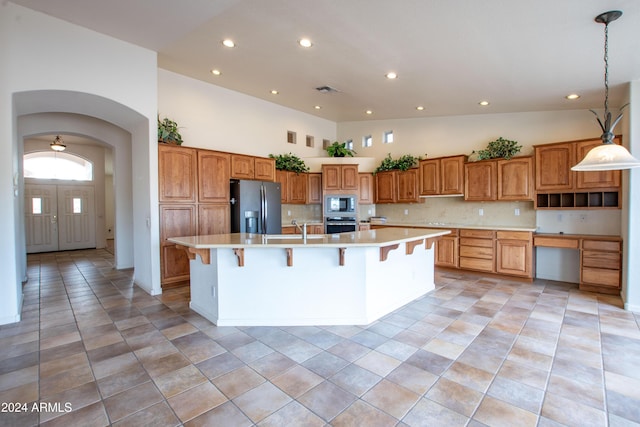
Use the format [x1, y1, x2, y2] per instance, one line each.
[291, 219, 307, 242]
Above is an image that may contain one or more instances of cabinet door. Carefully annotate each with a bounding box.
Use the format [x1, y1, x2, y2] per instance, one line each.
[341, 165, 359, 191]
[322, 165, 341, 191]
[307, 173, 322, 204]
[288, 172, 308, 204]
[497, 157, 533, 201]
[197, 150, 230, 203]
[496, 238, 531, 277]
[419, 159, 439, 196]
[254, 157, 276, 182]
[535, 143, 574, 191]
[375, 171, 396, 203]
[159, 204, 196, 285]
[275, 170, 289, 203]
[464, 161, 497, 201]
[441, 156, 465, 195]
[198, 204, 230, 235]
[230, 154, 255, 179]
[435, 236, 458, 268]
[158, 145, 197, 203]
[358, 173, 375, 204]
[397, 169, 419, 203]
[575, 139, 621, 190]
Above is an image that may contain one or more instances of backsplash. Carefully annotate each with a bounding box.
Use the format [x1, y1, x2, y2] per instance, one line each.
[375, 197, 536, 227]
[282, 204, 376, 223]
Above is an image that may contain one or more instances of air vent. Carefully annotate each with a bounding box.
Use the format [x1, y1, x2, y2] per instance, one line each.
[315, 85, 339, 93]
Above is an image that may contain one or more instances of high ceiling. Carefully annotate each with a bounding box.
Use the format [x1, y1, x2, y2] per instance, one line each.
[11, 0, 640, 122]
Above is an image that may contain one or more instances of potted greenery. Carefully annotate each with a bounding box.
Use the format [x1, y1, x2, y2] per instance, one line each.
[269, 153, 309, 174]
[374, 153, 420, 173]
[326, 141, 356, 157]
[158, 116, 183, 145]
[471, 137, 521, 160]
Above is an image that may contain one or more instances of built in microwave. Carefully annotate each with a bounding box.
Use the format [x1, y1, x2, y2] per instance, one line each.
[324, 195, 357, 215]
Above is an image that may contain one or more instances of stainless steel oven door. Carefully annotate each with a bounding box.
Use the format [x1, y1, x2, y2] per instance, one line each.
[325, 222, 357, 234]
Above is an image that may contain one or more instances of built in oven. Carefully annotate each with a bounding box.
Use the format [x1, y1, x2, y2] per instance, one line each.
[325, 217, 357, 234]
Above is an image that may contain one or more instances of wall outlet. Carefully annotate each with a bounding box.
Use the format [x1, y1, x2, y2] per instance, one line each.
[514, 208, 520, 216]
[367, 209, 372, 215]
[287, 210, 291, 216]
[478, 208, 484, 216]
[404, 209, 409, 215]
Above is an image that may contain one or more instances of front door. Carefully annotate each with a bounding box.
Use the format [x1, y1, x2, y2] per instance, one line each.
[25, 184, 96, 253]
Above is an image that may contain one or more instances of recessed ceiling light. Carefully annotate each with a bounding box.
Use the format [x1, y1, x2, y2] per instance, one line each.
[386, 72, 397, 79]
[314, 105, 322, 109]
[416, 106, 424, 111]
[565, 93, 580, 100]
[299, 38, 313, 48]
[365, 110, 373, 115]
[478, 101, 490, 106]
[222, 39, 235, 48]
[211, 69, 221, 76]
[270, 90, 279, 95]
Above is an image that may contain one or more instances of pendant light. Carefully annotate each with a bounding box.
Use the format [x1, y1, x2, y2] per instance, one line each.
[50, 135, 66, 152]
[572, 10, 640, 171]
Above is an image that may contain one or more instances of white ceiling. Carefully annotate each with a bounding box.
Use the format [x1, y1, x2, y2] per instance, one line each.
[11, 0, 640, 122]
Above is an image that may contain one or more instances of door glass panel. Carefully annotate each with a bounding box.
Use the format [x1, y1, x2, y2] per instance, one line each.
[32, 197, 42, 214]
[24, 151, 93, 181]
[73, 198, 82, 213]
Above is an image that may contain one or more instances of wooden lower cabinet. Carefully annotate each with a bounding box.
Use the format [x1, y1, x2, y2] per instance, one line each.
[496, 231, 533, 278]
[160, 204, 196, 287]
[435, 230, 458, 268]
[459, 229, 495, 272]
[580, 238, 621, 294]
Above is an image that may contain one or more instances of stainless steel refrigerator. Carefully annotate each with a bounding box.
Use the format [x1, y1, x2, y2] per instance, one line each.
[230, 179, 282, 234]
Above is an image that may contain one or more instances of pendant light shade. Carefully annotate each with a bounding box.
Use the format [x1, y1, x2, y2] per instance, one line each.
[572, 10, 640, 172]
[50, 135, 66, 152]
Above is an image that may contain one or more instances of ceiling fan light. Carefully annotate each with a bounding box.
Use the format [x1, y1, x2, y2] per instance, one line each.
[571, 143, 640, 171]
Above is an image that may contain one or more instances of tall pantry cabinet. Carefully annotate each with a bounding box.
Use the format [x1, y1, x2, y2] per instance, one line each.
[158, 145, 231, 288]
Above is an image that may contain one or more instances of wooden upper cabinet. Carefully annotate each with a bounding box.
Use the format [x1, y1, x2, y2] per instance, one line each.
[419, 159, 439, 196]
[197, 150, 230, 203]
[464, 160, 497, 201]
[322, 164, 359, 191]
[254, 157, 276, 182]
[275, 170, 289, 203]
[497, 156, 533, 201]
[374, 171, 397, 203]
[441, 156, 465, 195]
[575, 138, 621, 190]
[288, 172, 308, 204]
[307, 173, 322, 204]
[397, 169, 420, 203]
[230, 154, 255, 179]
[341, 165, 359, 191]
[358, 173, 375, 204]
[158, 145, 197, 203]
[535, 142, 574, 191]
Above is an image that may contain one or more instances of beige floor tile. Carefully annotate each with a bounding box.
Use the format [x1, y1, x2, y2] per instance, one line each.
[168, 381, 227, 422]
[153, 364, 207, 398]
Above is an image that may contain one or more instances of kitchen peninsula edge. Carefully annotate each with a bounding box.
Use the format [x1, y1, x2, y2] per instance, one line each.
[169, 228, 449, 326]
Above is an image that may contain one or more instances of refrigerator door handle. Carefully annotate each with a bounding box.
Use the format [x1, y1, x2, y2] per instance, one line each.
[260, 184, 267, 234]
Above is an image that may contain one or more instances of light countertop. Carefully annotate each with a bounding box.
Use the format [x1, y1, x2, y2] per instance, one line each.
[373, 222, 537, 232]
[168, 228, 450, 249]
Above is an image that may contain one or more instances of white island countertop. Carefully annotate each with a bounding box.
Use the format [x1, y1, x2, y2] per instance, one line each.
[168, 227, 450, 249]
[370, 222, 537, 232]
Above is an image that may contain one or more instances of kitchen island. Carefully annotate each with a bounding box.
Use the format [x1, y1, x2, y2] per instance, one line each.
[169, 228, 449, 326]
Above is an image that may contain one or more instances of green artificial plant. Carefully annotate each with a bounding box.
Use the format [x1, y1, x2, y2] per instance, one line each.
[374, 153, 420, 173]
[157, 116, 183, 145]
[269, 153, 309, 174]
[326, 141, 356, 157]
[472, 137, 521, 160]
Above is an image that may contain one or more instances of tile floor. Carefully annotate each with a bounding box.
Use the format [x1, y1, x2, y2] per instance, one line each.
[1, 249, 640, 426]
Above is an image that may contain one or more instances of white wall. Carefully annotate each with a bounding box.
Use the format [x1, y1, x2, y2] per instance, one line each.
[158, 69, 336, 157]
[1, 3, 159, 324]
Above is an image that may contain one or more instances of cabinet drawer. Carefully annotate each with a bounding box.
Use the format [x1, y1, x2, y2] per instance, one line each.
[460, 257, 494, 272]
[496, 231, 531, 241]
[534, 236, 579, 249]
[582, 251, 620, 269]
[460, 229, 494, 239]
[460, 237, 494, 248]
[582, 239, 621, 252]
[460, 245, 494, 259]
[582, 267, 620, 288]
